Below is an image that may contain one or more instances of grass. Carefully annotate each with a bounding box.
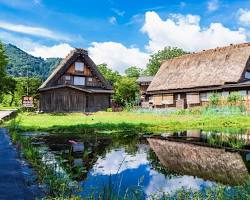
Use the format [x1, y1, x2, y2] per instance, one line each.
[4, 111, 250, 134]
[6, 110, 250, 200]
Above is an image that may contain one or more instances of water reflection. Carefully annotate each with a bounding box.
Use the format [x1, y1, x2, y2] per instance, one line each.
[147, 138, 249, 186]
[27, 129, 250, 198]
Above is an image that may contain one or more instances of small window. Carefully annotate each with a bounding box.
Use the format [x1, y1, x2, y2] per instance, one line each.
[245, 71, 250, 79]
[74, 76, 85, 85]
[65, 75, 71, 81]
[75, 62, 84, 72]
[88, 77, 93, 82]
[200, 93, 208, 101]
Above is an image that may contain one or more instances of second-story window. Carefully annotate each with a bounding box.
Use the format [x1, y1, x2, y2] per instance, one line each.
[74, 76, 85, 86]
[65, 75, 71, 81]
[75, 62, 84, 72]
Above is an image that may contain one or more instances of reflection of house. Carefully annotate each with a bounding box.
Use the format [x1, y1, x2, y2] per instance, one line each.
[39, 49, 113, 112]
[136, 76, 154, 108]
[147, 43, 250, 109]
[147, 138, 249, 185]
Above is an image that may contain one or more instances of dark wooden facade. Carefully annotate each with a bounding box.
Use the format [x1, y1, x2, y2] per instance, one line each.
[38, 49, 113, 112]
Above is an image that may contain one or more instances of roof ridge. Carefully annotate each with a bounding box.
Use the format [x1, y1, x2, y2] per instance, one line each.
[162, 42, 250, 63]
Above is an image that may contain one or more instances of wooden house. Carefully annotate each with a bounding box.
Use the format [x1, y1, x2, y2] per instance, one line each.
[147, 42, 250, 109]
[136, 76, 154, 108]
[38, 48, 113, 112]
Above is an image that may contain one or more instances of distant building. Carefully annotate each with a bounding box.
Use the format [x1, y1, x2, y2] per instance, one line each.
[136, 76, 154, 108]
[147, 42, 250, 109]
[38, 49, 113, 112]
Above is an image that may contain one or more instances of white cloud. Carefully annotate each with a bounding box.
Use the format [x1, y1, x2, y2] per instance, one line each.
[238, 9, 250, 26]
[88, 42, 149, 73]
[0, 30, 73, 58]
[207, 0, 220, 12]
[145, 171, 215, 197]
[141, 11, 246, 52]
[109, 16, 117, 25]
[28, 43, 73, 58]
[91, 146, 149, 175]
[0, 20, 71, 41]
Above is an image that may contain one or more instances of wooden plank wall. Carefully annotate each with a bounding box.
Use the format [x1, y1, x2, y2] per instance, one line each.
[40, 88, 110, 112]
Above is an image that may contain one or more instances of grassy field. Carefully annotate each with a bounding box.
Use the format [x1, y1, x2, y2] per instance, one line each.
[6, 111, 250, 134]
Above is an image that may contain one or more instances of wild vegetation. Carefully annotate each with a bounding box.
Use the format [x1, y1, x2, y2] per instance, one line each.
[4, 43, 61, 80]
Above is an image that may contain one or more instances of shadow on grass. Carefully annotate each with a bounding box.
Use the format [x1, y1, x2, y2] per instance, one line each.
[16, 122, 159, 135]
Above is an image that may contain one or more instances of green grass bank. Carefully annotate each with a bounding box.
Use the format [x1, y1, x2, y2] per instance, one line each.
[4, 111, 250, 134]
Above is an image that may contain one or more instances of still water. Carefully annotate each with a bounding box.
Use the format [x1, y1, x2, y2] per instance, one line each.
[26, 129, 250, 198]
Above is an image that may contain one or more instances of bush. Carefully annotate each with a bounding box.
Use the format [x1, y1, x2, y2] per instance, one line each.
[209, 93, 220, 107]
[227, 92, 243, 105]
[106, 108, 112, 112]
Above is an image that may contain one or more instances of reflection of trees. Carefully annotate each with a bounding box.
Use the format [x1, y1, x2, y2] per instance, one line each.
[32, 134, 143, 181]
[33, 135, 112, 181]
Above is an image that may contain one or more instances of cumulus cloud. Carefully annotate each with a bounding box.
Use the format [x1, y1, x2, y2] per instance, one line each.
[0, 20, 71, 41]
[141, 11, 246, 52]
[207, 0, 220, 12]
[88, 42, 149, 73]
[238, 9, 250, 26]
[28, 43, 73, 58]
[145, 171, 215, 197]
[91, 146, 149, 175]
[0, 30, 73, 58]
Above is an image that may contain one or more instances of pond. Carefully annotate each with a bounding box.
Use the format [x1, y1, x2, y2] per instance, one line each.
[25, 129, 250, 199]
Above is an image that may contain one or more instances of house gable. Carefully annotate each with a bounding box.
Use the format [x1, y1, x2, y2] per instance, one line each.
[39, 49, 112, 90]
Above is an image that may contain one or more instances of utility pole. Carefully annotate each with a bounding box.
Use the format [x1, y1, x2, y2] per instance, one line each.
[26, 65, 29, 96]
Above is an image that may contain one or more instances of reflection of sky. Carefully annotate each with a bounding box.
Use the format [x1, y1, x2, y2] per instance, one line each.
[79, 145, 215, 199]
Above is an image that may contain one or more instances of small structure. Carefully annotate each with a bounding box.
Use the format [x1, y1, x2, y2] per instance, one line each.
[136, 76, 154, 108]
[38, 49, 113, 112]
[147, 42, 250, 109]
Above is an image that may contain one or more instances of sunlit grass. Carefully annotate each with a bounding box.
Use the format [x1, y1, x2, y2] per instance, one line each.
[6, 111, 250, 133]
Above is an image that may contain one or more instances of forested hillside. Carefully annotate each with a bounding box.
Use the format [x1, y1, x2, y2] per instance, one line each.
[3, 44, 62, 80]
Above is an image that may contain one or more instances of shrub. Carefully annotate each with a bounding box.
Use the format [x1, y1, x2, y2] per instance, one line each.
[209, 93, 220, 107]
[227, 92, 243, 105]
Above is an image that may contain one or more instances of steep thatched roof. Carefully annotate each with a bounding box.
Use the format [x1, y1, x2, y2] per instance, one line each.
[147, 43, 250, 92]
[39, 48, 112, 90]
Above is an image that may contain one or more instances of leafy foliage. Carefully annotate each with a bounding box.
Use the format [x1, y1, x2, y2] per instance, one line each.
[0, 41, 8, 94]
[113, 77, 139, 106]
[144, 47, 187, 75]
[227, 92, 243, 105]
[97, 63, 121, 85]
[209, 93, 220, 107]
[4, 43, 61, 80]
[124, 66, 142, 78]
[1, 77, 42, 107]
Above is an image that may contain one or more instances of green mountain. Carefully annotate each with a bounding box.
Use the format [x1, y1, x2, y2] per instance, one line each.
[3, 44, 62, 80]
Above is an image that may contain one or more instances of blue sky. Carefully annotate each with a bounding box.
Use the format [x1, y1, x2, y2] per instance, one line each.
[0, 0, 250, 72]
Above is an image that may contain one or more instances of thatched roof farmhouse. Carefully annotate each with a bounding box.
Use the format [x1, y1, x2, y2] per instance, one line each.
[39, 48, 113, 112]
[146, 42, 250, 109]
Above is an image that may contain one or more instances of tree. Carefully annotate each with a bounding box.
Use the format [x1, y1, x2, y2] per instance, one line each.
[2, 76, 17, 106]
[0, 41, 8, 94]
[15, 77, 42, 98]
[125, 66, 142, 78]
[144, 47, 187, 75]
[113, 77, 139, 106]
[97, 64, 121, 85]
